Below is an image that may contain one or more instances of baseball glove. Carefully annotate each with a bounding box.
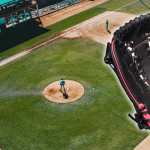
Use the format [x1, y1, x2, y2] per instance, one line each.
[60, 81, 65, 85]
[104, 14, 150, 130]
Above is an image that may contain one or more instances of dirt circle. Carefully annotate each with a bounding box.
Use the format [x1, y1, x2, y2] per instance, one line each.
[42, 80, 84, 103]
[61, 11, 138, 45]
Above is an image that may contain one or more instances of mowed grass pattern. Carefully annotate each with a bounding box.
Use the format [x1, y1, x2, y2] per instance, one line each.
[0, 38, 148, 149]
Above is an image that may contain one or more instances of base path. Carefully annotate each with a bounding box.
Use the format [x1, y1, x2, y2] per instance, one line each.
[43, 80, 84, 103]
[61, 11, 138, 45]
[134, 134, 150, 150]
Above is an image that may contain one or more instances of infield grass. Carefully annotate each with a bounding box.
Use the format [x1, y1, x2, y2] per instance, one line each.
[0, 38, 148, 150]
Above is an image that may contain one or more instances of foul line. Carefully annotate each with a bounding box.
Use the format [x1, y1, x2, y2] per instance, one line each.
[0, 0, 139, 67]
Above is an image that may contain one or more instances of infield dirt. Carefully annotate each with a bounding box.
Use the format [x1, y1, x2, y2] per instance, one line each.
[43, 80, 84, 103]
[134, 134, 150, 150]
[61, 11, 138, 44]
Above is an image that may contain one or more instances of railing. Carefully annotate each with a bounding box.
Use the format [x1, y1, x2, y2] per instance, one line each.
[0, 0, 37, 17]
[4, 7, 38, 26]
[38, 0, 84, 17]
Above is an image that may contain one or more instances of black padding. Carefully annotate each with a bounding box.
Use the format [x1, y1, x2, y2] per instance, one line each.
[141, 111, 150, 114]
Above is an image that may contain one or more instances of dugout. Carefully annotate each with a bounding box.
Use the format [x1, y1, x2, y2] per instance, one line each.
[0, 0, 39, 33]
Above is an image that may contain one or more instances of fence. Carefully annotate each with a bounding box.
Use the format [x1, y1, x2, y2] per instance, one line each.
[38, 0, 84, 16]
[5, 6, 39, 28]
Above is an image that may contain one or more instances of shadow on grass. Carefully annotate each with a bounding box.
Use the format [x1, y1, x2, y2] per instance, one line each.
[0, 19, 50, 53]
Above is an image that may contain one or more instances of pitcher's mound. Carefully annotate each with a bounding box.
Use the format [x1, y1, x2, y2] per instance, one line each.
[43, 80, 84, 103]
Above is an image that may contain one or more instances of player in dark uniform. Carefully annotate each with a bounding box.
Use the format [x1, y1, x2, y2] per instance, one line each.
[106, 20, 109, 30]
[60, 78, 65, 92]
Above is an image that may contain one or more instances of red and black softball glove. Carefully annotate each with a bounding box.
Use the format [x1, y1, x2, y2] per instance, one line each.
[104, 14, 150, 130]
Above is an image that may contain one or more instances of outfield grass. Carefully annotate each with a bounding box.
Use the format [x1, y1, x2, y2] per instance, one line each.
[1, 0, 150, 61]
[0, 38, 148, 150]
[99, 0, 150, 14]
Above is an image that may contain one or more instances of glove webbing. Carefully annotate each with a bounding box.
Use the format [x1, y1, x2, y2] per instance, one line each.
[125, 35, 150, 88]
[113, 14, 150, 41]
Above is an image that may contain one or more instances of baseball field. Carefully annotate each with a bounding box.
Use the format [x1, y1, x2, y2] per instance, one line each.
[0, 0, 150, 149]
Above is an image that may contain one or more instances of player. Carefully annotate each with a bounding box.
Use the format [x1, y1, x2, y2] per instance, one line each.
[60, 78, 65, 92]
[106, 20, 109, 30]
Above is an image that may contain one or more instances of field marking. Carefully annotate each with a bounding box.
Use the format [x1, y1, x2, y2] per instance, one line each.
[0, 0, 139, 67]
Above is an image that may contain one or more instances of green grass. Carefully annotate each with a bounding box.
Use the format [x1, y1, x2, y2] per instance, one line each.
[120, 0, 150, 14]
[0, 38, 148, 150]
[99, 0, 150, 14]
